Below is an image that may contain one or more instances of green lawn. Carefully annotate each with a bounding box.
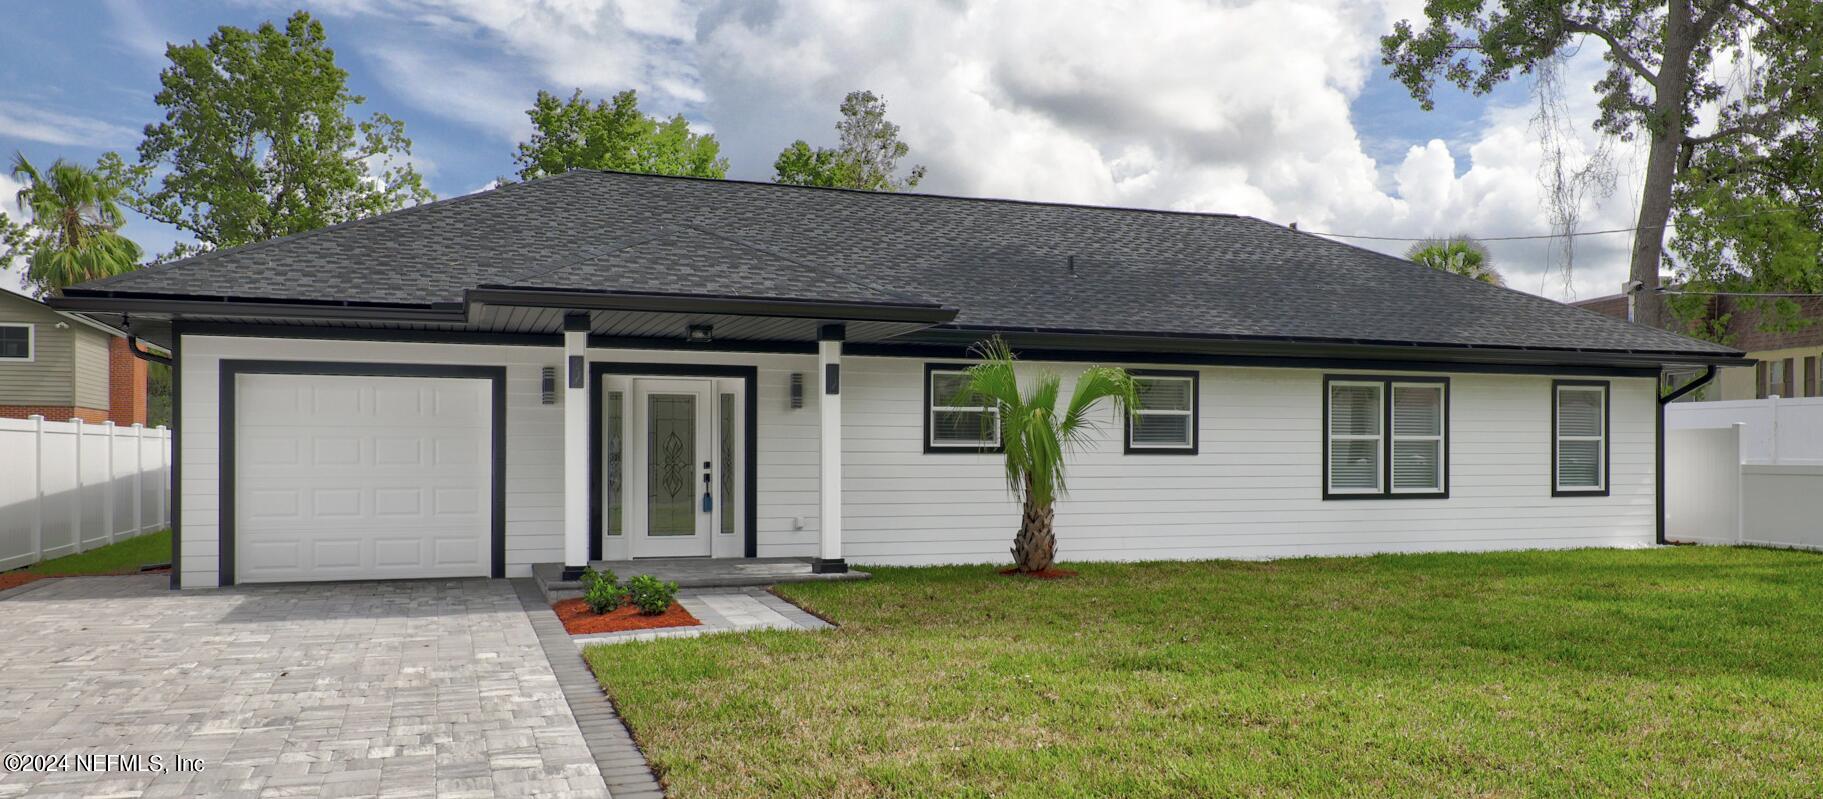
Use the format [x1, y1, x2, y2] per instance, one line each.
[585, 547, 1823, 798]
[24, 529, 170, 575]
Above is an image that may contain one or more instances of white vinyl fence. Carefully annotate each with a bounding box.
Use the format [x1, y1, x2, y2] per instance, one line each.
[0, 415, 171, 571]
[1666, 395, 1823, 464]
[1665, 397, 1823, 551]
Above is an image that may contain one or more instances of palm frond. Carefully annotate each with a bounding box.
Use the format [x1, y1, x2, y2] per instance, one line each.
[958, 335, 1136, 509]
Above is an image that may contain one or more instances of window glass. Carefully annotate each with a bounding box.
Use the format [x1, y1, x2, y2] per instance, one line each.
[1328, 382, 1383, 491]
[1130, 375, 1195, 450]
[929, 368, 999, 448]
[1556, 386, 1606, 490]
[720, 393, 735, 535]
[0, 326, 29, 359]
[605, 391, 623, 535]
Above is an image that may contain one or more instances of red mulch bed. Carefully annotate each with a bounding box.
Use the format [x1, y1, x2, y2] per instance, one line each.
[553, 598, 701, 636]
[0, 573, 49, 592]
[998, 566, 1078, 580]
[0, 566, 171, 594]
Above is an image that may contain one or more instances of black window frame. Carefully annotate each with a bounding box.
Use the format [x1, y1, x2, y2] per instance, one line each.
[1124, 369, 1199, 455]
[1321, 374, 1450, 500]
[923, 362, 1003, 454]
[0, 323, 32, 361]
[1551, 379, 1611, 497]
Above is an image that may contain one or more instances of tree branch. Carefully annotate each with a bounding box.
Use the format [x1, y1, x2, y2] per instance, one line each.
[1727, 0, 1785, 33]
[1564, 21, 1659, 88]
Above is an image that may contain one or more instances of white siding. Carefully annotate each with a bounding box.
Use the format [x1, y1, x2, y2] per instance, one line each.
[176, 334, 1658, 586]
[176, 335, 819, 586]
[838, 358, 1658, 565]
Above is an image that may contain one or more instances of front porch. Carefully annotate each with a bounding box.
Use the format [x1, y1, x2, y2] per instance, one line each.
[532, 557, 870, 601]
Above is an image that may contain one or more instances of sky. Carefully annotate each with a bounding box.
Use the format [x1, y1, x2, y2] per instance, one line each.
[0, 0, 1658, 303]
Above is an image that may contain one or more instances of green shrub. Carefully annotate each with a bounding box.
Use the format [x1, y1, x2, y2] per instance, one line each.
[582, 571, 624, 615]
[627, 574, 679, 615]
[579, 565, 618, 589]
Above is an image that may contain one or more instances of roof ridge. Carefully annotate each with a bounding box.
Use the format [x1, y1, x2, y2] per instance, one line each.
[578, 169, 1250, 223]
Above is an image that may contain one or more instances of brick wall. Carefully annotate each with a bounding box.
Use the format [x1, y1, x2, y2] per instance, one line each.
[107, 336, 148, 426]
[0, 405, 109, 423]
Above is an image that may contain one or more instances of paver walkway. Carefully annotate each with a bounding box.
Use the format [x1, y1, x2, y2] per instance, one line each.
[570, 588, 832, 646]
[0, 575, 609, 799]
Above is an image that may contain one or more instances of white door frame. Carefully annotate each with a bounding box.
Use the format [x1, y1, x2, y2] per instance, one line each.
[599, 372, 747, 560]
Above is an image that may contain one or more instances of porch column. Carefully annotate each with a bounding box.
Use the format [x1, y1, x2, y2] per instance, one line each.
[562, 313, 590, 579]
[813, 324, 847, 573]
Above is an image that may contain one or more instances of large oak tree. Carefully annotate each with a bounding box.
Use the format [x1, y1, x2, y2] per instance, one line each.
[104, 11, 431, 260]
[1383, 0, 1819, 328]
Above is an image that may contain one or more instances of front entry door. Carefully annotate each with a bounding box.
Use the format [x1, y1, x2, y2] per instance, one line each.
[631, 379, 714, 557]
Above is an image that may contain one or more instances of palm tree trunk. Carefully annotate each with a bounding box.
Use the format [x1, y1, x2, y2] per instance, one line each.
[1011, 490, 1056, 573]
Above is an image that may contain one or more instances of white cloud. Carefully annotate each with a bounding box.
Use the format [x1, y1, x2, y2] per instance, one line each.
[304, 0, 1655, 301]
[0, 172, 30, 296]
[0, 100, 139, 148]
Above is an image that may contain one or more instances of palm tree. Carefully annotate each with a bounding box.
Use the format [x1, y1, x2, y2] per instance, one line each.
[956, 337, 1138, 573]
[10, 153, 142, 295]
[1405, 235, 1503, 286]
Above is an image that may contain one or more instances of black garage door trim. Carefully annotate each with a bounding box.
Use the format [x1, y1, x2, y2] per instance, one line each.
[218, 360, 508, 586]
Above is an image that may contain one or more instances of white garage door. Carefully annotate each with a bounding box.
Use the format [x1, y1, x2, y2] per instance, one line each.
[234, 372, 492, 583]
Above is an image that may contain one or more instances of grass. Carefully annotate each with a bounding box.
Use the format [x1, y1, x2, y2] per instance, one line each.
[23, 529, 170, 575]
[584, 547, 1823, 798]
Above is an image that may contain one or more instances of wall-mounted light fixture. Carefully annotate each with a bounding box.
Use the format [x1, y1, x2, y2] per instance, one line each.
[541, 366, 557, 405]
[687, 323, 714, 343]
[789, 373, 804, 409]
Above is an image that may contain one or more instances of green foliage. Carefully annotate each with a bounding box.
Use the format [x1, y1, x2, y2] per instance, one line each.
[147, 362, 172, 428]
[6, 153, 143, 295]
[626, 574, 679, 615]
[957, 337, 1136, 510]
[1665, 3, 1823, 341]
[513, 89, 728, 181]
[108, 11, 431, 258]
[774, 90, 925, 191]
[1381, 0, 1823, 328]
[1404, 236, 1503, 285]
[583, 570, 625, 615]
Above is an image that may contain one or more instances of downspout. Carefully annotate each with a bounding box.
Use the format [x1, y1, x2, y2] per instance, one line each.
[1656, 365, 1720, 545]
[126, 336, 174, 367]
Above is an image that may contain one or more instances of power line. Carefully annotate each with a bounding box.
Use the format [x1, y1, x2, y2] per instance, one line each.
[1296, 210, 1788, 243]
[1658, 289, 1823, 298]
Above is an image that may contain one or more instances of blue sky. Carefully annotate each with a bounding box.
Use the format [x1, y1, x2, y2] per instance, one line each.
[0, 1, 1634, 300]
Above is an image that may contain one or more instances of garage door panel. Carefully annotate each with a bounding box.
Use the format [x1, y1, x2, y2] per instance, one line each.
[236, 372, 491, 584]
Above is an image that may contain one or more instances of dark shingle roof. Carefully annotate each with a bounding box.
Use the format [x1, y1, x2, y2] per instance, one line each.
[77, 170, 1736, 356]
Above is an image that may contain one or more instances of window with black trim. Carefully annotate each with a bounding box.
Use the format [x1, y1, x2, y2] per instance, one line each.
[1553, 381, 1609, 495]
[0, 324, 31, 361]
[925, 364, 1000, 451]
[1126, 371, 1197, 453]
[1323, 376, 1448, 499]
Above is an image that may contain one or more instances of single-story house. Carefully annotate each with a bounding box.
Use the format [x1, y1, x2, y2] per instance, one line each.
[52, 171, 1745, 589]
[0, 287, 157, 426]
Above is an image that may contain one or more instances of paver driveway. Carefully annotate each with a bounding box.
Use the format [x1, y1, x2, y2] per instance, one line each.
[0, 575, 610, 798]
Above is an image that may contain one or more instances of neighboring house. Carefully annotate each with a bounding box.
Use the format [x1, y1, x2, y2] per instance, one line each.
[52, 171, 1743, 590]
[0, 288, 153, 425]
[1576, 293, 1818, 400]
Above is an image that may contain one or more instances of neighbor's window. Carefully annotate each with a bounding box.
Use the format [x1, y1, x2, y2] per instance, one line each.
[926, 365, 1000, 451]
[0, 324, 31, 361]
[1127, 372, 1197, 453]
[1325, 376, 1448, 498]
[1554, 381, 1608, 495]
